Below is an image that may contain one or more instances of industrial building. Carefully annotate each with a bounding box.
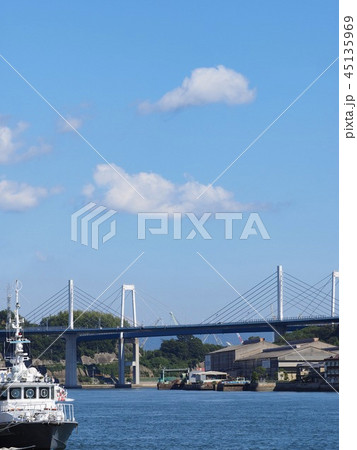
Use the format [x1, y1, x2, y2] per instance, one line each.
[206, 337, 339, 381]
[324, 354, 339, 384]
[205, 337, 277, 373]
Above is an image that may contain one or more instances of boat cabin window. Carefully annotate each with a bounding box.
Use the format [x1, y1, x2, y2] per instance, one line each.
[24, 387, 36, 399]
[39, 387, 50, 399]
[10, 388, 21, 399]
[6, 387, 51, 400]
[0, 389, 7, 401]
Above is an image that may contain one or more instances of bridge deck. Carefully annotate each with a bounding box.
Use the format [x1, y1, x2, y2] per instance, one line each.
[0, 316, 338, 341]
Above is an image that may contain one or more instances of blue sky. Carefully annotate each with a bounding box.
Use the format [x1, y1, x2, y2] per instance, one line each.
[0, 1, 338, 330]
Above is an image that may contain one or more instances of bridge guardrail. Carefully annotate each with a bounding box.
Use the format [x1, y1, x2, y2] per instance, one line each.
[219, 315, 338, 325]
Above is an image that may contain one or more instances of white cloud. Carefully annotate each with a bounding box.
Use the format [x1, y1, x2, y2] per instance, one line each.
[82, 183, 95, 197]
[49, 185, 65, 195]
[0, 121, 26, 163]
[85, 163, 258, 214]
[0, 179, 49, 211]
[58, 116, 83, 133]
[19, 141, 52, 161]
[35, 250, 48, 262]
[138, 65, 256, 113]
[0, 121, 51, 164]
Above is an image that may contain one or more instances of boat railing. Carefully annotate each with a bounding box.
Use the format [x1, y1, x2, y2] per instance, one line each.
[0, 402, 51, 413]
[57, 402, 75, 422]
[0, 402, 75, 422]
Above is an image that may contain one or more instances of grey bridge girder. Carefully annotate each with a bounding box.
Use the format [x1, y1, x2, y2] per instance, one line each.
[0, 316, 338, 340]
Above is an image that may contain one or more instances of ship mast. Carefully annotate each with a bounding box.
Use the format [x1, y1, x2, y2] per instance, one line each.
[7, 280, 30, 368]
[14, 280, 21, 342]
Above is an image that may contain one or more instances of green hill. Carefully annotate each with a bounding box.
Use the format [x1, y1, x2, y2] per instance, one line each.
[274, 325, 339, 346]
[141, 335, 221, 375]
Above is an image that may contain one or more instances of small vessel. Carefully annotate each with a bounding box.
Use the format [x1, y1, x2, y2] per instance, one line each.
[0, 281, 77, 449]
[217, 377, 250, 391]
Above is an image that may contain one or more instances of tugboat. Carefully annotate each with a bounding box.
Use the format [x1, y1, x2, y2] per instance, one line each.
[0, 281, 77, 449]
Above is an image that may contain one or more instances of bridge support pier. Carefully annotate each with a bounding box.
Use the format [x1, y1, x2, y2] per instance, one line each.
[118, 334, 127, 387]
[117, 337, 140, 387]
[132, 338, 140, 384]
[273, 325, 287, 343]
[64, 334, 81, 388]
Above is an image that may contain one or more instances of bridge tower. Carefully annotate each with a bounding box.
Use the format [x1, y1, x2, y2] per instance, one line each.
[68, 279, 74, 329]
[331, 271, 339, 317]
[277, 265, 283, 321]
[65, 279, 80, 388]
[118, 284, 140, 387]
[274, 265, 286, 341]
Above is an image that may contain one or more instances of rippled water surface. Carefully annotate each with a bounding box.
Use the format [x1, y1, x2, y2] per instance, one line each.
[67, 388, 338, 450]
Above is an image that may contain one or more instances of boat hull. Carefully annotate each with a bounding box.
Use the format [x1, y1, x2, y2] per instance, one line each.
[0, 420, 77, 449]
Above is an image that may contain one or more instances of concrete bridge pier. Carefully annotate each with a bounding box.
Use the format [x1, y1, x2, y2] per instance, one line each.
[118, 334, 126, 387]
[117, 336, 140, 387]
[132, 338, 140, 384]
[64, 334, 81, 388]
[273, 325, 287, 343]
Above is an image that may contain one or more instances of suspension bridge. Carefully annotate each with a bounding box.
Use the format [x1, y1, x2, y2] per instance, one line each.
[0, 266, 339, 388]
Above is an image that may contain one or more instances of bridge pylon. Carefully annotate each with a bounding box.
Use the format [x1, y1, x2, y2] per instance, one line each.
[274, 265, 284, 342]
[331, 271, 339, 318]
[277, 265, 283, 321]
[117, 284, 140, 387]
[68, 279, 74, 329]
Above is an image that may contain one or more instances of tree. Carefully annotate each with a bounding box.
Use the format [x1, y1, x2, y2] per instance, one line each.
[274, 325, 339, 346]
[141, 336, 222, 374]
[0, 310, 8, 327]
[251, 366, 267, 382]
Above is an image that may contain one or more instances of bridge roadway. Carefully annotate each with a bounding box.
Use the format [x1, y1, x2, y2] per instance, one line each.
[0, 316, 338, 342]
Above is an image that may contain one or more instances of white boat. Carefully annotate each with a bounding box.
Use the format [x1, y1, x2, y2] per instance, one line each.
[0, 281, 77, 449]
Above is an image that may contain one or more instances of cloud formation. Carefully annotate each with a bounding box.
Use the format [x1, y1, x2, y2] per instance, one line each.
[0, 121, 51, 164]
[57, 116, 84, 133]
[35, 250, 48, 262]
[0, 179, 49, 211]
[138, 65, 256, 113]
[84, 164, 258, 214]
